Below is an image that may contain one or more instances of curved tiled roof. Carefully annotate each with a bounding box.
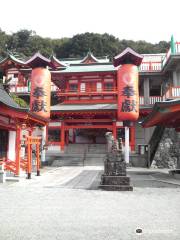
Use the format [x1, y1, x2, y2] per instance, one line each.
[0, 53, 25, 66]
[51, 103, 117, 111]
[0, 85, 27, 111]
[142, 98, 180, 128]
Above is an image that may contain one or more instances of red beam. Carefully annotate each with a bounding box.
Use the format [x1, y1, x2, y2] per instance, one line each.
[57, 90, 117, 96]
[64, 125, 113, 130]
[64, 119, 113, 123]
[52, 110, 116, 116]
[62, 99, 116, 104]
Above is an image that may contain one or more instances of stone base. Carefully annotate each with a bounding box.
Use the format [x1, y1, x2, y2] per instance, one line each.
[101, 175, 130, 185]
[99, 184, 133, 191]
[104, 160, 126, 176]
[100, 175, 133, 191]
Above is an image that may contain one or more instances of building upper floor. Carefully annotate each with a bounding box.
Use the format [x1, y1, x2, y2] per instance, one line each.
[0, 41, 180, 107]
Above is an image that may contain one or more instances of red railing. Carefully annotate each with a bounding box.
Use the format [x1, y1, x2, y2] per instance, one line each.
[149, 96, 162, 104]
[139, 96, 162, 105]
[139, 61, 162, 72]
[162, 42, 180, 67]
[164, 86, 180, 99]
[9, 84, 58, 93]
[0, 159, 16, 174]
[139, 96, 144, 105]
[57, 87, 118, 96]
[175, 42, 180, 53]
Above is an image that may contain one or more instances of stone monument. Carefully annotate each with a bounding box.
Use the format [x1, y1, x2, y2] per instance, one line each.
[99, 132, 133, 191]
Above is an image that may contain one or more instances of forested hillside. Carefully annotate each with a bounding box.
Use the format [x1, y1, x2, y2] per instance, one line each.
[0, 29, 170, 59]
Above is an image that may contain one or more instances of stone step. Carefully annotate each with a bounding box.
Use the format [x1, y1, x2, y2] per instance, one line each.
[52, 159, 83, 167]
[86, 153, 106, 157]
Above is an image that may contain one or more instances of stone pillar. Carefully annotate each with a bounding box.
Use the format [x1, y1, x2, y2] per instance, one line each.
[41, 126, 47, 163]
[173, 71, 178, 87]
[131, 126, 135, 152]
[112, 120, 117, 140]
[0, 163, 5, 183]
[125, 126, 129, 164]
[144, 78, 150, 104]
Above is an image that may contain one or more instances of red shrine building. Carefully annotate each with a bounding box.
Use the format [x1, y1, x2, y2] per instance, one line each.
[0, 40, 180, 166]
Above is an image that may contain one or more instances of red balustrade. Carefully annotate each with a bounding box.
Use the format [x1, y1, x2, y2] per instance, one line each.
[140, 61, 162, 72]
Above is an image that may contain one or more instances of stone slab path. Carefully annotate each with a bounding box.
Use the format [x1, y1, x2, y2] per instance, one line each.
[0, 167, 180, 240]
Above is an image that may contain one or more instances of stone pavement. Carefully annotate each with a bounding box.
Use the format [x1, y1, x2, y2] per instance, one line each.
[0, 167, 180, 240]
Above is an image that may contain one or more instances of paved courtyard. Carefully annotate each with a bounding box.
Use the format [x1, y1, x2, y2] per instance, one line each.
[0, 167, 180, 240]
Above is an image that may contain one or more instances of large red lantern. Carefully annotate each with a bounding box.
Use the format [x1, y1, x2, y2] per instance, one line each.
[30, 67, 51, 119]
[113, 48, 143, 122]
[117, 64, 139, 121]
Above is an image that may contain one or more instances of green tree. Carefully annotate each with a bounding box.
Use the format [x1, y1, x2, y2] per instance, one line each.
[0, 29, 170, 60]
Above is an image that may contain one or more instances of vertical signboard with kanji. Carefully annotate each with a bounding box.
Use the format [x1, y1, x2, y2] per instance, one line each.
[117, 64, 139, 121]
[30, 67, 51, 119]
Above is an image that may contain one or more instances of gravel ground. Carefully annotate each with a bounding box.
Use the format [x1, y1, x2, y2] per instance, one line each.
[0, 167, 180, 240]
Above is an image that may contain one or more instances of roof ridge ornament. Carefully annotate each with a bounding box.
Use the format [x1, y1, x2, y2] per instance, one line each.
[80, 50, 99, 64]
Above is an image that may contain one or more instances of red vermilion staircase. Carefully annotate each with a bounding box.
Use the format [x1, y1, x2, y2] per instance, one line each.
[0, 159, 28, 175]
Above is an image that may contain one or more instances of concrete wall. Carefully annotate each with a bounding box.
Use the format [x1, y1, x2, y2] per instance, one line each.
[135, 122, 154, 153]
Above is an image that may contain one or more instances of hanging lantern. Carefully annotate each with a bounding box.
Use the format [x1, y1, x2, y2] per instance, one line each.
[30, 67, 51, 118]
[113, 48, 143, 122]
[117, 64, 139, 121]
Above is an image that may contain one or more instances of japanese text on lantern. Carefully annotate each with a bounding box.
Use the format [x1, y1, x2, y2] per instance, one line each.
[121, 72, 137, 113]
[32, 87, 47, 112]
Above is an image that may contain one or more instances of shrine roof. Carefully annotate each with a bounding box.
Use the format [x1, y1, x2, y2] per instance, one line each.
[51, 103, 152, 112]
[113, 47, 143, 67]
[51, 103, 117, 111]
[80, 51, 108, 64]
[142, 99, 180, 129]
[25, 52, 55, 68]
[59, 55, 109, 65]
[0, 85, 27, 110]
[0, 53, 25, 67]
[50, 55, 67, 68]
[51, 63, 117, 74]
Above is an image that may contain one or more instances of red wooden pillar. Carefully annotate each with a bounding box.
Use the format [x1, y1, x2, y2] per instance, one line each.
[15, 126, 21, 176]
[78, 77, 81, 92]
[65, 130, 69, 145]
[131, 125, 135, 152]
[29, 128, 33, 166]
[112, 121, 117, 140]
[60, 121, 65, 151]
[117, 70, 121, 121]
[36, 141, 40, 176]
[27, 137, 32, 179]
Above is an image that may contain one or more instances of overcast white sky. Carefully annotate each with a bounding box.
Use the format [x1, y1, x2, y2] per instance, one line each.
[0, 0, 180, 43]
